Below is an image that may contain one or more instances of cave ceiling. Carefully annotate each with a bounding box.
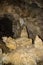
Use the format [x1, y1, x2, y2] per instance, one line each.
[0, 0, 43, 18]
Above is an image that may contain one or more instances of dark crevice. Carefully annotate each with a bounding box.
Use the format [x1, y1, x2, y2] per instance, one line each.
[0, 16, 14, 38]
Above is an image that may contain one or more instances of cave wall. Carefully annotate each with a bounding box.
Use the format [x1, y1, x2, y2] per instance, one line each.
[0, 0, 43, 40]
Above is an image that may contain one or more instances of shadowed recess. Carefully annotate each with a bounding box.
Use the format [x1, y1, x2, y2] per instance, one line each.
[0, 17, 13, 38]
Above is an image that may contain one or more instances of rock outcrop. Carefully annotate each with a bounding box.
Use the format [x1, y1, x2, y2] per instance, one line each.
[0, 0, 43, 40]
[0, 1, 43, 65]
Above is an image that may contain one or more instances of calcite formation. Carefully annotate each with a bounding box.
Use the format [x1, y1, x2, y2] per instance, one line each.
[1, 26, 43, 65]
[0, 0, 43, 65]
[34, 36, 43, 49]
[2, 36, 43, 65]
[2, 26, 32, 50]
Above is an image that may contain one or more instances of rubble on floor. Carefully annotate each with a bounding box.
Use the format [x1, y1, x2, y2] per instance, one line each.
[0, 26, 43, 65]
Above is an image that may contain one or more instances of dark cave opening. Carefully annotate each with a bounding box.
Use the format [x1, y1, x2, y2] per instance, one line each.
[0, 17, 13, 38]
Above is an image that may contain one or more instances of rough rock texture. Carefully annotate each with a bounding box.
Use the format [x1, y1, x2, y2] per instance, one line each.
[0, 26, 43, 65]
[2, 26, 32, 50]
[0, 0, 43, 65]
[0, 49, 2, 65]
[0, 0, 43, 40]
[2, 35, 43, 65]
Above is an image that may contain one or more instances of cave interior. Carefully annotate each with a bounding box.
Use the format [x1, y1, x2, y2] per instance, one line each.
[0, 16, 13, 38]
